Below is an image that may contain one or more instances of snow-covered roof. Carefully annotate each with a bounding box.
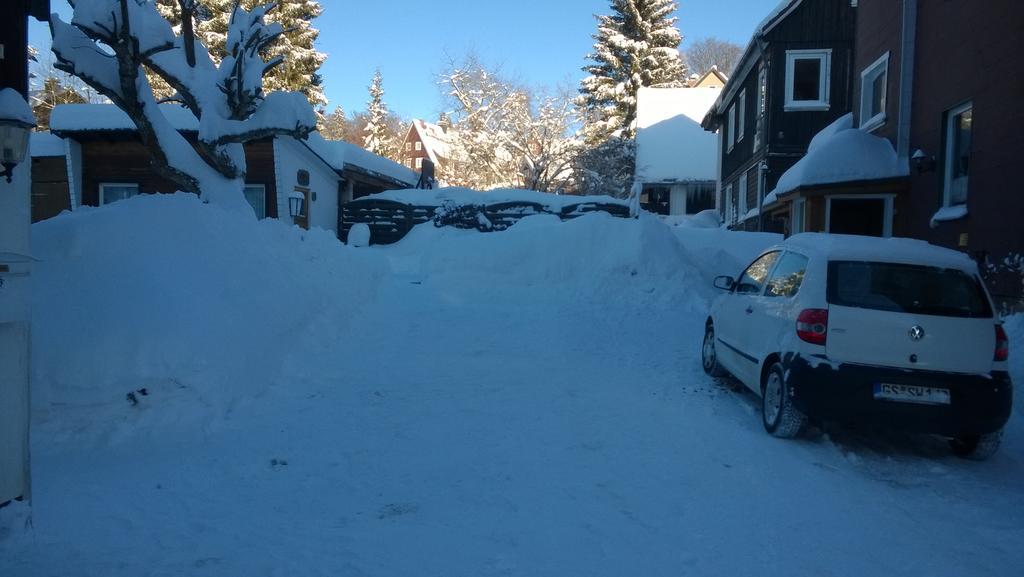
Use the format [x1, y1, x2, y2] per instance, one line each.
[779, 233, 978, 272]
[411, 119, 452, 165]
[765, 114, 906, 203]
[0, 88, 37, 126]
[365, 187, 627, 211]
[303, 132, 417, 187]
[31, 132, 65, 157]
[635, 86, 721, 182]
[50, 103, 200, 133]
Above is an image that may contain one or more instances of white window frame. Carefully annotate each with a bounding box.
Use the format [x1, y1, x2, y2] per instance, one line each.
[785, 49, 832, 111]
[737, 89, 746, 142]
[415, 157, 423, 169]
[738, 174, 748, 218]
[724, 183, 735, 224]
[791, 197, 805, 234]
[859, 52, 889, 132]
[98, 182, 139, 205]
[415, 141, 422, 151]
[405, 142, 411, 151]
[244, 184, 267, 219]
[824, 194, 895, 237]
[727, 104, 736, 151]
[943, 101, 973, 207]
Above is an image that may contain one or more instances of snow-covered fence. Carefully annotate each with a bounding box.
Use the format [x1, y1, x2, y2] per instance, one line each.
[339, 197, 630, 245]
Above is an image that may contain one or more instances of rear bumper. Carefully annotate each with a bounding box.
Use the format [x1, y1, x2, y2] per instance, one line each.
[784, 355, 1013, 436]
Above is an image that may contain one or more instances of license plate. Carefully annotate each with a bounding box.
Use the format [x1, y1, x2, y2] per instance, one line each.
[874, 383, 951, 405]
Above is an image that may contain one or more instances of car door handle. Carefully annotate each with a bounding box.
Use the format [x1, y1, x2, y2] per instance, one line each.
[745, 306, 754, 314]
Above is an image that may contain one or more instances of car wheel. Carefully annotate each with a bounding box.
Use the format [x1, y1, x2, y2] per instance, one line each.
[762, 362, 806, 439]
[950, 429, 1003, 461]
[702, 324, 727, 378]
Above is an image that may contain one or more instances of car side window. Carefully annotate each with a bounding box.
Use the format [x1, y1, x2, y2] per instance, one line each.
[765, 252, 809, 298]
[736, 251, 780, 295]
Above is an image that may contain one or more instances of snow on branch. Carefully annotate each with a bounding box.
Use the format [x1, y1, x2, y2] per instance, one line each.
[49, 0, 317, 212]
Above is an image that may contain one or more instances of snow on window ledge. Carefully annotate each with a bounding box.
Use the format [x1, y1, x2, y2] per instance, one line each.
[930, 204, 968, 228]
[860, 113, 886, 133]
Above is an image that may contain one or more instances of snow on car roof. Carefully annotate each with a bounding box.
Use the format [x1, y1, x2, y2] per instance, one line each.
[779, 233, 979, 272]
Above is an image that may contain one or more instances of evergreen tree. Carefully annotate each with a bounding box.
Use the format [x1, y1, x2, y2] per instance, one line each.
[363, 70, 394, 158]
[318, 105, 347, 140]
[578, 0, 686, 141]
[155, 0, 327, 108]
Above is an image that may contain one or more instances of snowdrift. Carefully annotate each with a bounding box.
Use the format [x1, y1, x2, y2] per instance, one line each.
[390, 212, 714, 309]
[31, 194, 388, 423]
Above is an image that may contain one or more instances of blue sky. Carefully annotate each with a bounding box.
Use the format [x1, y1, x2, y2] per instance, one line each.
[31, 1, 775, 121]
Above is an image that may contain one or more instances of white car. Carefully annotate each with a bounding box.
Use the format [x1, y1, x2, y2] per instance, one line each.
[701, 233, 1012, 460]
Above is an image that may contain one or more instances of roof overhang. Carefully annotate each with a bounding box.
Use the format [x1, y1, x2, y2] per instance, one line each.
[765, 176, 910, 207]
[29, 0, 50, 20]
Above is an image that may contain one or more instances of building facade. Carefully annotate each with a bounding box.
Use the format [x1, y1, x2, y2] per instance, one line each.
[702, 0, 856, 231]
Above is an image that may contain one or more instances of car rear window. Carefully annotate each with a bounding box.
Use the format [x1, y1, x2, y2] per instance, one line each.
[827, 261, 992, 318]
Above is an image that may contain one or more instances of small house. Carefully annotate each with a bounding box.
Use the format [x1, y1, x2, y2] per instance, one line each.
[38, 103, 416, 235]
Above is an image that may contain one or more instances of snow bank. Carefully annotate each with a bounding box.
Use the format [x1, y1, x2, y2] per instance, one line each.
[768, 113, 906, 201]
[31, 193, 388, 437]
[367, 187, 628, 211]
[392, 212, 710, 309]
[671, 227, 782, 286]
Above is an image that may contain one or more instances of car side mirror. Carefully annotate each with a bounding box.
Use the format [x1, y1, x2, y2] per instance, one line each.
[713, 275, 735, 291]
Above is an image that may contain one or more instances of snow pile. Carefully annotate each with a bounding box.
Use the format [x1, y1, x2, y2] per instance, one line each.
[672, 226, 782, 285]
[368, 187, 628, 211]
[391, 212, 710, 309]
[662, 209, 721, 229]
[767, 113, 906, 203]
[31, 193, 387, 434]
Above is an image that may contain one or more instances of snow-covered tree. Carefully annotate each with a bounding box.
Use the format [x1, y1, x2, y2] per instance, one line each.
[437, 111, 452, 132]
[154, 0, 327, 108]
[362, 70, 395, 158]
[318, 104, 346, 140]
[578, 0, 686, 141]
[51, 0, 317, 211]
[440, 55, 577, 192]
[31, 76, 88, 131]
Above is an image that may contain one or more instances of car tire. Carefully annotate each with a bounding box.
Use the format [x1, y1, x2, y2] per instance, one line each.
[762, 362, 806, 439]
[702, 324, 727, 378]
[950, 429, 1003, 461]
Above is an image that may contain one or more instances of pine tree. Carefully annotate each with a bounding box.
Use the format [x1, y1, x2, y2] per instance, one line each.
[578, 0, 686, 141]
[318, 105, 347, 140]
[155, 0, 327, 108]
[363, 70, 394, 158]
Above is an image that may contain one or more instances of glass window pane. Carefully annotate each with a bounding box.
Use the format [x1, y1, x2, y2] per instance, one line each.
[793, 58, 822, 101]
[870, 69, 886, 117]
[827, 261, 992, 318]
[102, 185, 137, 205]
[954, 108, 972, 179]
[737, 251, 780, 294]
[244, 185, 266, 219]
[766, 253, 809, 298]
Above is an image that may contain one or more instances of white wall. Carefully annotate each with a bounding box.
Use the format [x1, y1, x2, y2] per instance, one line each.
[0, 152, 32, 504]
[274, 137, 341, 234]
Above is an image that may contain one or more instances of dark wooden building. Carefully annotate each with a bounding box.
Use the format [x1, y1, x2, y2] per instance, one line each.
[702, 0, 856, 231]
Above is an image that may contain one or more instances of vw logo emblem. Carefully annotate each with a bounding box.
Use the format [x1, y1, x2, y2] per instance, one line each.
[909, 326, 925, 341]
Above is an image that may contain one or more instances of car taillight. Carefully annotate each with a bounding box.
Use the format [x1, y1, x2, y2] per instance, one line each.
[995, 324, 1009, 362]
[796, 309, 829, 346]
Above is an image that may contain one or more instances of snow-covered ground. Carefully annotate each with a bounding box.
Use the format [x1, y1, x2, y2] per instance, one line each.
[2, 195, 1023, 576]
